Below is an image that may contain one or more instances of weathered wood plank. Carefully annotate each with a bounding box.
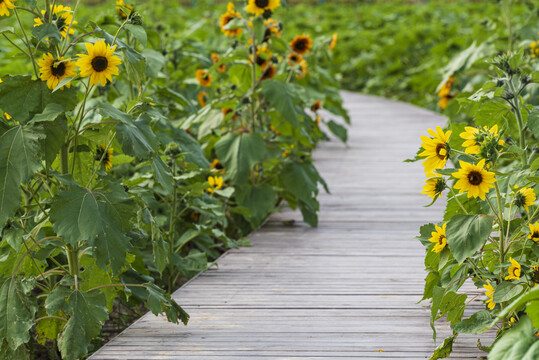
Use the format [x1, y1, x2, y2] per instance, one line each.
[90, 92, 491, 359]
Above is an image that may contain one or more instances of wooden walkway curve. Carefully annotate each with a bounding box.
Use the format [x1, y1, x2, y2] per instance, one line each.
[91, 92, 490, 359]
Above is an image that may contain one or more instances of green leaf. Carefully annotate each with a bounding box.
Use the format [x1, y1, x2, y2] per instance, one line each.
[170, 128, 210, 168]
[143, 49, 166, 78]
[493, 281, 524, 303]
[446, 215, 493, 264]
[416, 223, 436, 247]
[327, 120, 347, 143]
[526, 301, 539, 328]
[0, 277, 37, 350]
[41, 116, 68, 166]
[453, 310, 492, 334]
[144, 283, 189, 325]
[215, 133, 267, 184]
[50, 185, 136, 274]
[229, 64, 251, 92]
[32, 23, 62, 43]
[98, 102, 132, 124]
[429, 335, 456, 360]
[487, 316, 539, 360]
[261, 80, 299, 127]
[58, 290, 108, 360]
[30, 103, 64, 123]
[152, 155, 173, 194]
[280, 162, 320, 209]
[527, 111, 539, 138]
[236, 184, 275, 228]
[125, 24, 147, 47]
[116, 116, 159, 158]
[0, 76, 78, 123]
[0, 126, 42, 228]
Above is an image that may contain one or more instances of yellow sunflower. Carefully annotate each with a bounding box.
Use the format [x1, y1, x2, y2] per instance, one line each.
[0, 0, 15, 17]
[96, 144, 114, 171]
[460, 125, 503, 155]
[261, 64, 277, 81]
[211, 53, 226, 73]
[116, 0, 134, 20]
[311, 100, 322, 112]
[198, 91, 208, 107]
[531, 41, 539, 58]
[252, 45, 272, 70]
[515, 187, 536, 212]
[290, 34, 313, 55]
[483, 281, 496, 310]
[428, 223, 447, 253]
[437, 76, 455, 110]
[529, 222, 539, 242]
[329, 32, 338, 51]
[419, 126, 451, 173]
[77, 40, 122, 87]
[421, 174, 446, 200]
[246, 0, 280, 16]
[505, 257, 521, 281]
[222, 108, 237, 120]
[206, 176, 224, 194]
[220, 2, 242, 37]
[33, 5, 77, 39]
[196, 69, 212, 87]
[287, 53, 303, 66]
[264, 18, 282, 41]
[453, 159, 496, 200]
[37, 53, 77, 90]
[296, 59, 308, 79]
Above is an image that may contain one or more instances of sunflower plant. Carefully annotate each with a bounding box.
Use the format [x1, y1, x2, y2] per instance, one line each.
[413, 49, 539, 358]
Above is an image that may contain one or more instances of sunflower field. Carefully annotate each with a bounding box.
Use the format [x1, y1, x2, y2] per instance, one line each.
[0, 0, 538, 359]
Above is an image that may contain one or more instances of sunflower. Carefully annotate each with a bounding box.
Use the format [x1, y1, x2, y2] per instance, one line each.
[198, 91, 208, 107]
[483, 281, 496, 310]
[329, 32, 338, 51]
[252, 45, 272, 70]
[453, 159, 496, 200]
[311, 100, 322, 112]
[95, 144, 114, 171]
[460, 125, 503, 155]
[211, 53, 226, 73]
[437, 76, 455, 110]
[531, 41, 539, 58]
[529, 223, 539, 242]
[505, 257, 521, 281]
[196, 69, 212, 87]
[246, 0, 280, 16]
[514, 187, 536, 212]
[33, 5, 77, 39]
[220, 2, 242, 37]
[421, 174, 447, 200]
[77, 40, 122, 87]
[38, 53, 77, 90]
[261, 64, 277, 81]
[0, 0, 15, 17]
[116, 0, 134, 20]
[296, 59, 308, 79]
[263, 18, 282, 42]
[222, 108, 237, 120]
[206, 176, 224, 194]
[290, 34, 313, 55]
[428, 223, 447, 253]
[419, 126, 451, 173]
[287, 53, 303, 66]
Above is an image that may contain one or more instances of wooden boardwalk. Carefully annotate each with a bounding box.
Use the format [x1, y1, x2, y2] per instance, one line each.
[91, 93, 491, 359]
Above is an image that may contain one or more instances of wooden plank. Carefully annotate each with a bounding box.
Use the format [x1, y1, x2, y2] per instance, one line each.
[90, 93, 491, 359]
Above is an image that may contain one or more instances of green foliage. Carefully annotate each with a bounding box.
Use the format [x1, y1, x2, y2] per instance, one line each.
[446, 215, 493, 264]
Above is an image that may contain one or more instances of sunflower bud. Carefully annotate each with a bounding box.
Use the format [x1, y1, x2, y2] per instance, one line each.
[130, 11, 144, 26]
[165, 142, 181, 157]
[271, 56, 278, 63]
[242, 97, 251, 104]
[230, 84, 237, 90]
[495, 78, 505, 87]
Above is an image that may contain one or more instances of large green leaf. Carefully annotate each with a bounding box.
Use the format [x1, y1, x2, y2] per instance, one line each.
[215, 133, 267, 184]
[236, 184, 276, 228]
[488, 316, 539, 360]
[0, 76, 78, 123]
[58, 289, 108, 360]
[151, 155, 173, 194]
[170, 128, 210, 168]
[0, 277, 37, 350]
[452, 310, 492, 334]
[280, 162, 320, 209]
[446, 215, 493, 264]
[50, 185, 136, 274]
[116, 116, 159, 159]
[144, 283, 189, 325]
[261, 80, 299, 127]
[0, 125, 42, 228]
[493, 281, 524, 303]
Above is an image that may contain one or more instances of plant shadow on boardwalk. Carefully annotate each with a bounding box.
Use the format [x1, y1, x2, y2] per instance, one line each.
[90, 92, 495, 359]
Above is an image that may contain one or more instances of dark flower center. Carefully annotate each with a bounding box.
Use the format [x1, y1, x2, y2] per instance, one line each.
[51, 62, 66, 77]
[467, 171, 483, 186]
[256, 56, 266, 66]
[533, 232, 539, 239]
[295, 39, 307, 51]
[224, 15, 232, 25]
[256, 0, 269, 8]
[56, 15, 67, 32]
[512, 267, 520, 277]
[91, 56, 108, 72]
[435, 143, 447, 160]
[438, 235, 445, 245]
